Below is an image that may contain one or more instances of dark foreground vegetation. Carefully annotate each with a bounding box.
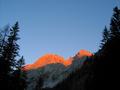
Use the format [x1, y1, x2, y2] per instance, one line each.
[0, 22, 27, 90]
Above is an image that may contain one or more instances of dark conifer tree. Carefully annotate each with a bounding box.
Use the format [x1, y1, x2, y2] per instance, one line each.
[93, 6, 120, 90]
[100, 26, 110, 48]
[1, 22, 20, 75]
[12, 56, 27, 90]
[0, 25, 9, 57]
[0, 25, 11, 90]
[0, 22, 27, 90]
[110, 7, 120, 39]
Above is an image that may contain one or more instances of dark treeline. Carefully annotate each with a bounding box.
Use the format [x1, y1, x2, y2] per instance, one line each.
[42, 6, 120, 90]
[0, 22, 27, 90]
[92, 6, 120, 90]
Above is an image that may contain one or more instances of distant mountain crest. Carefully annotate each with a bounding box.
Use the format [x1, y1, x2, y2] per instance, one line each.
[25, 50, 93, 89]
[24, 50, 93, 70]
[75, 49, 93, 58]
[33, 54, 65, 68]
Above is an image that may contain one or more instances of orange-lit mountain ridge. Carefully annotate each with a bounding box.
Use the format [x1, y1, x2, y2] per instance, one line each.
[25, 50, 93, 89]
[24, 50, 93, 71]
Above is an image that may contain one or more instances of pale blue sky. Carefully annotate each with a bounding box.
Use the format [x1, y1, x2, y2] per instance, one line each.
[0, 0, 117, 64]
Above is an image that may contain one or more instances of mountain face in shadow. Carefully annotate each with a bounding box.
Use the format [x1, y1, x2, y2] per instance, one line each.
[24, 50, 93, 90]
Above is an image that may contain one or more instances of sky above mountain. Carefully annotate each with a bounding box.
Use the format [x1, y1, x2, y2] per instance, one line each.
[0, 0, 117, 64]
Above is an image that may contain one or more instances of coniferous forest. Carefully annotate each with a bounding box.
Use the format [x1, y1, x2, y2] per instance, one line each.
[0, 6, 120, 90]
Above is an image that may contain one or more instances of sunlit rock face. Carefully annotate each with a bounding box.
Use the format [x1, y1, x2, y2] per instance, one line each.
[24, 50, 93, 90]
[24, 54, 72, 70]
[74, 49, 93, 59]
[24, 50, 92, 70]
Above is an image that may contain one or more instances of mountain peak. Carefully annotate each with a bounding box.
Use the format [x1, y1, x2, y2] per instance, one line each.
[24, 50, 93, 70]
[75, 49, 93, 58]
[24, 54, 65, 70]
[33, 54, 65, 67]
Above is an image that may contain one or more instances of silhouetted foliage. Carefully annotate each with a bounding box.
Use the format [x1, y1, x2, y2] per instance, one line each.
[12, 56, 27, 90]
[100, 26, 110, 48]
[0, 25, 9, 57]
[0, 22, 27, 90]
[91, 6, 120, 90]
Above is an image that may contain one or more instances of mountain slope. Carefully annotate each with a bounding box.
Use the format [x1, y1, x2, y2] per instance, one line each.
[24, 50, 93, 90]
[44, 57, 94, 90]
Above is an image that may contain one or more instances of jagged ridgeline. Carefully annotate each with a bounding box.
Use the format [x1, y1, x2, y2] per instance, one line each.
[24, 50, 93, 90]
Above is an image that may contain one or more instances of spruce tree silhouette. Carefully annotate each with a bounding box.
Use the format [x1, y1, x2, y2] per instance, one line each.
[0, 22, 27, 90]
[100, 26, 110, 48]
[93, 6, 120, 90]
[12, 56, 27, 90]
[0, 25, 11, 90]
